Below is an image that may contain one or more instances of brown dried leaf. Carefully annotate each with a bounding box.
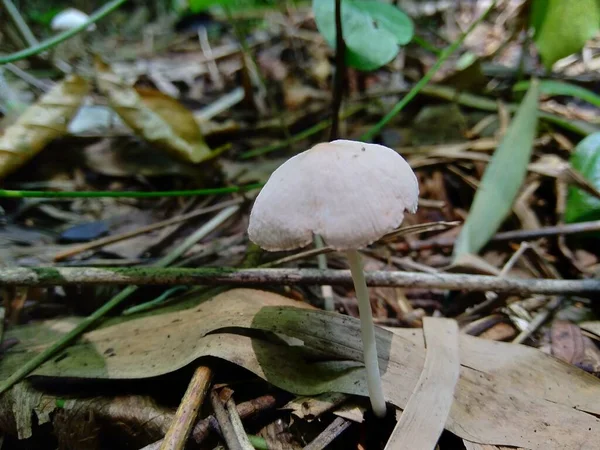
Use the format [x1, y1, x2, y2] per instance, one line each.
[94, 59, 215, 164]
[0, 75, 89, 178]
[551, 321, 600, 376]
[283, 392, 349, 421]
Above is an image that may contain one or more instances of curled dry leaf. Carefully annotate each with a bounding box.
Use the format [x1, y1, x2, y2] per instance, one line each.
[2, 289, 600, 449]
[0, 75, 89, 179]
[385, 317, 460, 450]
[94, 59, 215, 164]
[0, 382, 173, 446]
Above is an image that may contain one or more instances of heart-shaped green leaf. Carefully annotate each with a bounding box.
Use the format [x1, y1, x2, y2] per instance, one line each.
[565, 132, 600, 223]
[313, 0, 414, 71]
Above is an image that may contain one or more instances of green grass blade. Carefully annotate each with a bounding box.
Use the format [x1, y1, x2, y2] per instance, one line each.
[514, 79, 600, 109]
[453, 80, 540, 259]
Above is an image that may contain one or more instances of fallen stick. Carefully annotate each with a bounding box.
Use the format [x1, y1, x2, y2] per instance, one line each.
[1, 267, 598, 296]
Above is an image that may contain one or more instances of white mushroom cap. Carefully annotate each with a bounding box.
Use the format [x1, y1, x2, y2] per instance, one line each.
[248, 139, 419, 251]
[51, 8, 96, 31]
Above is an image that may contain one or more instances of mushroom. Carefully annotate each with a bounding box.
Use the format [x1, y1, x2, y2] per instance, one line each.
[51, 8, 96, 31]
[248, 139, 419, 418]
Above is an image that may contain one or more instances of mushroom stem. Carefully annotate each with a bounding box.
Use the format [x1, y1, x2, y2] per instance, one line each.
[344, 249, 387, 418]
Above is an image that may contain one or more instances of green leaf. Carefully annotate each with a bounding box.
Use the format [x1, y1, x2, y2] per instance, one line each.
[313, 0, 414, 71]
[453, 80, 540, 258]
[188, 0, 266, 12]
[530, 0, 600, 69]
[565, 132, 600, 223]
[514, 79, 600, 109]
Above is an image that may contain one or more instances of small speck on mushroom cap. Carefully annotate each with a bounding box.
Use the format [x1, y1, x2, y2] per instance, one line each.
[248, 139, 419, 251]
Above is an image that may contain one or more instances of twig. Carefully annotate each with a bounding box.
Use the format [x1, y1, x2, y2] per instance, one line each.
[225, 397, 254, 450]
[141, 394, 278, 450]
[5, 63, 53, 91]
[303, 417, 351, 450]
[394, 219, 600, 252]
[198, 27, 224, 90]
[512, 296, 564, 344]
[210, 390, 252, 450]
[159, 366, 213, 450]
[265, 221, 460, 268]
[2, 266, 599, 296]
[0, 205, 240, 396]
[1, 0, 38, 48]
[360, 1, 497, 140]
[0, 183, 262, 199]
[0, 0, 127, 64]
[329, 0, 346, 140]
[54, 198, 242, 261]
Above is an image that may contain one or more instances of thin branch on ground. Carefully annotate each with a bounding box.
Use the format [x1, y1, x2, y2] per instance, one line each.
[159, 366, 213, 450]
[1, 266, 599, 296]
[393, 219, 600, 252]
[303, 417, 352, 450]
[141, 395, 278, 450]
[210, 390, 253, 450]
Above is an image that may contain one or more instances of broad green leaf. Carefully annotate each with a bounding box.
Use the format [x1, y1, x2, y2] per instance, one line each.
[313, 0, 413, 71]
[565, 132, 600, 223]
[453, 80, 540, 258]
[514, 79, 600, 109]
[530, 0, 600, 69]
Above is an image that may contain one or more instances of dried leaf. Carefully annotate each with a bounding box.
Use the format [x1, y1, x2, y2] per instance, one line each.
[0, 382, 172, 447]
[3, 289, 600, 449]
[385, 318, 459, 450]
[94, 59, 215, 164]
[551, 321, 600, 375]
[283, 392, 349, 421]
[0, 75, 89, 179]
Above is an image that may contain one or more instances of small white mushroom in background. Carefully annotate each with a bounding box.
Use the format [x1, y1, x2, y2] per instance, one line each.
[248, 139, 419, 418]
[51, 8, 96, 32]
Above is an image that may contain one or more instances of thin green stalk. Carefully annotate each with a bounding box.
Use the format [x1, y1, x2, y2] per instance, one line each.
[0, 205, 240, 395]
[412, 35, 442, 55]
[0, 183, 263, 199]
[0, 0, 127, 64]
[360, 0, 496, 141]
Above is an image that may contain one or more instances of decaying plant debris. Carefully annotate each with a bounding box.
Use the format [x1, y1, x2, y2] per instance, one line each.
[1, 0, 600, 449]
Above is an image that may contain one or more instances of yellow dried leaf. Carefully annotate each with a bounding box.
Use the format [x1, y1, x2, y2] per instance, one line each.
[95, 59, 214, 164]
[0, 75, 89, 179]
